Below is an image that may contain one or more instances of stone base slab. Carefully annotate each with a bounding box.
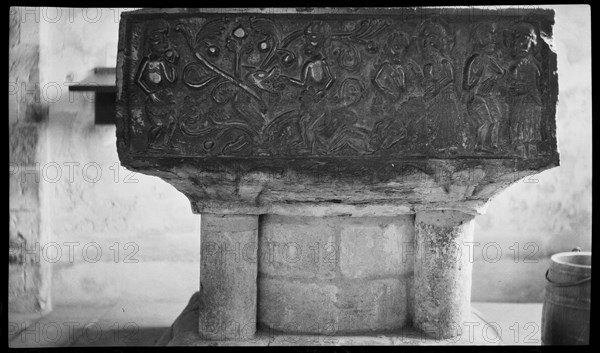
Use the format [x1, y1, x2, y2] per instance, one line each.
[157, 292, 501, 346]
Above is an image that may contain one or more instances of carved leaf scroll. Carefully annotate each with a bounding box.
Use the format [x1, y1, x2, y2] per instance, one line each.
[122, 12, 557, 160]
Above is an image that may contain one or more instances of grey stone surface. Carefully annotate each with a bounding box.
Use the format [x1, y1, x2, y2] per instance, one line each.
[9, 9, 50, 315]
[9, 123, 41, 165]
[162, 291, 501, 346]
[257, 215, 413, 333]
[8, 262, 50, 314]
[259, 215, 338, 280]
[339, 216, 414, 278]
[9, 45, 41, 124]
[9, 173, 40, 210]
[199, 214, 258, 340]
[8, 139, 51, 314]
[9, 8, 43, 125]
[258, 277, 408, 334]
[9, 126, 51, 314]
[412, 210, 475, 339]
[9, 210, 40, 246]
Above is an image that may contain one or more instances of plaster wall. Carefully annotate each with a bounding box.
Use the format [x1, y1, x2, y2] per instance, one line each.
[36, 7, 200, 307]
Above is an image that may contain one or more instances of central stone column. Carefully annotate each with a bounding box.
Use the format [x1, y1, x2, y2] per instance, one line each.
[258, 215, 413, 334]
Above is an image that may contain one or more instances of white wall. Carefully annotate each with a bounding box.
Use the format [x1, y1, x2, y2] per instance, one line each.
[37, 8, 199, 307]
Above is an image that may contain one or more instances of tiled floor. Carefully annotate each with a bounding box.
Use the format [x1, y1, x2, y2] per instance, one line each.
[9, 301, 543, 347]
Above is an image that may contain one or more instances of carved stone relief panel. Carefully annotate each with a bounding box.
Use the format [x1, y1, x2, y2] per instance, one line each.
[118, 9, 557, 160]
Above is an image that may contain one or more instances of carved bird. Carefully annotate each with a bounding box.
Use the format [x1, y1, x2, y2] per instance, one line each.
[244, 65, 286, 94]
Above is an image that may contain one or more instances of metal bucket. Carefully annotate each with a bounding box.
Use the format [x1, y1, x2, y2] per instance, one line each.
[541, 250, 591, 345]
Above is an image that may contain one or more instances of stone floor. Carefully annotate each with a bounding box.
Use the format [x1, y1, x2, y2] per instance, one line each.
[472, 303, 544, 345]
[9, 299, 543, 347]
[8, 298, 179, 347]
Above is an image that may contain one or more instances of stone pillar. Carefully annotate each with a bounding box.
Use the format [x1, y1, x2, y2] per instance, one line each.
[412, 210, 475, 339]
[199, 214, 258, 341]
[9, 7, 51, 314]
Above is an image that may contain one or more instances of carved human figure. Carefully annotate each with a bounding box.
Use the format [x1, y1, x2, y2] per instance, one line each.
[135, 20, 180, 150]
[373, 31, 424, 102]
[463, 22, 506, 152]
[505, 22, 542, 155]
[304, 78, 370, 154]
[371, 31, 425, 152]
[288, 22, 335, 97]
[285, 21, 341, 154]
[418, 21, 461, 153]
[368, 114, 408, 153]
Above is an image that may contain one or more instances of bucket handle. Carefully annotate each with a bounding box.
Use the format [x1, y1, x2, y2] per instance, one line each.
[545, 269, 591, 287]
